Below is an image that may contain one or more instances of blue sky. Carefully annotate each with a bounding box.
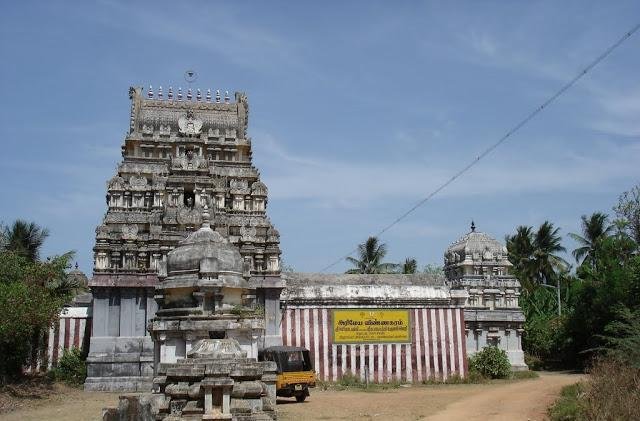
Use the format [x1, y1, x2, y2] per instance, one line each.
[1, 1, 639, 274]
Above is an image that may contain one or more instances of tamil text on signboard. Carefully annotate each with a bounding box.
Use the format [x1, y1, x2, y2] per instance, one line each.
[332, 309, 411, 344]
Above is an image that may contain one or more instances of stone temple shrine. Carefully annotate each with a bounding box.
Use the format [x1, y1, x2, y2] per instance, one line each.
[86, 86, 283, 392]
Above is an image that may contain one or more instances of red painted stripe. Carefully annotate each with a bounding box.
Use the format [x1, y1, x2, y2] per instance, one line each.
[64, 318, 71, 350]
[52, 322, 60, 366]
[373, 344, 378, 382]
[74, 319, 81, 348]
[318, 310, 324, 381]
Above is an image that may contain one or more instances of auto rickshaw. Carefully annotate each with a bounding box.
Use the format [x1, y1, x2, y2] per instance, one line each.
[260, 346, 316, 402]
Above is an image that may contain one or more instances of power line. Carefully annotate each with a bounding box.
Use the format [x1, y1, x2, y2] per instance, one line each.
[320, 22, 640, 273]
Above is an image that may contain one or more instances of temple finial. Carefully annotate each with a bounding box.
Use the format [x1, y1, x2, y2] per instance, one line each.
[158, 86, 163, 99]
[147, 85, 154, 99]
[202, 204, 211, 229]
[177, 87, 183, 101]
[224, 90, 230, 103]
[206, 89, 212, 102]
[168, 86, 173, 100]
[196, 88, 202, 101]
[471, 220, 476, 232]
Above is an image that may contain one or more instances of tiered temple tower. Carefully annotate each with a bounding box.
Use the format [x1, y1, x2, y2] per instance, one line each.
[85, 86, 283, 392]
[444, 222, 527, 370]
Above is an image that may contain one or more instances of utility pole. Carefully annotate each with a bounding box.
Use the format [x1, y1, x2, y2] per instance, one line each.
[541, 282, 561, 316]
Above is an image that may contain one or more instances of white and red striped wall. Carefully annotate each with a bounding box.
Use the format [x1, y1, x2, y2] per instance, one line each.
[281, 307, 467, 383]
[25, 306, 92, 372]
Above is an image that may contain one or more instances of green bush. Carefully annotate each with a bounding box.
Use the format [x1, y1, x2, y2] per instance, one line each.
[524, 354, 544, 370]
[0, 251, 73, 380]
[52, 347, 86, 386]
[468, 346, 511, 379]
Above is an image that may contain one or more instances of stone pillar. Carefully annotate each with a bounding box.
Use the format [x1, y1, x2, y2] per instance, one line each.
[120, 288, 136, 337]
[108, 289, 121, 337]
[92, 288, 109, 336]
[263, 288, 283, 348]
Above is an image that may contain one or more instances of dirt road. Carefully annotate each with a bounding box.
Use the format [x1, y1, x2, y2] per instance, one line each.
[279, 372, 583, 421]
[0, 372, 583, 421]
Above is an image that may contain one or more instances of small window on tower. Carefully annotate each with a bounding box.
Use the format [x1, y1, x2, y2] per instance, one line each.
[183, 189, 195, 208]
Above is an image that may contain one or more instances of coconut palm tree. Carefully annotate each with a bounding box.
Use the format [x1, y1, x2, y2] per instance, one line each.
[531, 221, 568, 286]
[506, 226, 536, 290]
[400, 257, 417, 274]
[345, 236, 396, 274]
[1, 220, 50, 261]
[507, 222, 568, 290]
[568, 212, 613, 267]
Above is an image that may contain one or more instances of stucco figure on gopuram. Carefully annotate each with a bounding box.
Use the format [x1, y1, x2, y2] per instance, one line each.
[444, 222, 527, 370]
[85, 85, 283, 392]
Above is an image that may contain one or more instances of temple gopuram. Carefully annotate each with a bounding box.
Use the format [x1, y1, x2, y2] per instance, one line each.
[85, 85, 283, 392]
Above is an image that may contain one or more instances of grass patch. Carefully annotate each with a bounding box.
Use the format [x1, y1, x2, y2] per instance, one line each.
[510, 370, 539, 380]
[548, 383, 585, 421]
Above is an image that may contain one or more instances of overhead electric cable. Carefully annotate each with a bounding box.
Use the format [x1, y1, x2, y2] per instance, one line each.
[320, 22, 640, 273]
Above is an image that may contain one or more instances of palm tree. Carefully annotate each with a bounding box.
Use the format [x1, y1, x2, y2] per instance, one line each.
[507, 222, 568, 291]
[532, 221, 568, 286]
[400, 257, 417, 274]
[346, 237, 396, 274]
[568, 212, 613, 267]
[506, 226, 536, 290]
[1, 220, 50, 261]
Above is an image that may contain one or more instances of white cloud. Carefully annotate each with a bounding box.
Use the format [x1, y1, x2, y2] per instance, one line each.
[255, 134, 640, 209]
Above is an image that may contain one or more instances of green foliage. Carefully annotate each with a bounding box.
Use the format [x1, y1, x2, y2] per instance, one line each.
[400, 257, 417, 274]
[345, 237, 396, 274]
[51, 347, 86, 386]
[519, 284, 573, 362]
[563, 236, 640, 366]
[524, 354, 544, 371]
[614, 184, 640, 243]
[568, 212, 613, 269]
[598, 305, 640, 367]
[1, 220, 50, 261]
[548, 383, 586, 421]
[0, 249, 74, 379]
[506, 222, 568, 293]
[468, 346, 511, 379]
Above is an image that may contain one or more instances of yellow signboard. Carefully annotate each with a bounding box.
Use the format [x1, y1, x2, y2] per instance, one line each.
[332, 309, 411, 344]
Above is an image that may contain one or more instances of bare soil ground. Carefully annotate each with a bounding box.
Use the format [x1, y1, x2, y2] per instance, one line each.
[0, 372, 583, 421]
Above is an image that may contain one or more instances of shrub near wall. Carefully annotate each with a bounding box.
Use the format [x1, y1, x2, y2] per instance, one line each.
[469, 346, 511, 379]
[51, 348, 86, 386]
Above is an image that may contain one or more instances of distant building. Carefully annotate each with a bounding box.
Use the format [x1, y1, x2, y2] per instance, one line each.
[444, 222, 527, 370]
